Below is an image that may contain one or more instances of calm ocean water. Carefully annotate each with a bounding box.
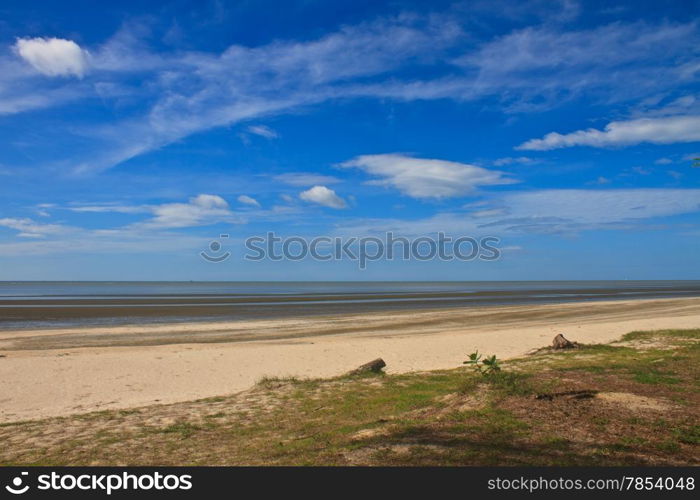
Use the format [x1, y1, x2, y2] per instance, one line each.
[1, 281, 699, 329]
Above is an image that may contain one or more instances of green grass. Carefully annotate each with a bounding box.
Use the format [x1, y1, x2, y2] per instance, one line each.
[672, 425, 700, 445]
[482, 371, 536, 397]
[633, 368, 681, 385]
[621, 329, 700, 342]
[151, 422, 203, 438]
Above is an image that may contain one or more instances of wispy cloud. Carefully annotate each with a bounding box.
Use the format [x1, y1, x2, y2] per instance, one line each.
[67, 194, 238, 228]
[478, 189, 700, 233]
[0, 228, 206, 257]
[336, 188, 700, 237]
[274, 172, 341, 186]
[456, 21, 700, 111]
[506, 189, 700, 221]
[246, 125, 278, 139]
[237, 194, 260, 207]
[0, 217, 74, 238]
[0, 53, 88, 115]
[59, 14, 461, 173]
[68, 203, 147, 214]
[492, 156, 536, 166]
[518, 115, 700, 150]
[339, 154, 515, 199]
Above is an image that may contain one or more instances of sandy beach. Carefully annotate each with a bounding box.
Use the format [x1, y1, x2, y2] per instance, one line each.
[1, 296, 700, 423]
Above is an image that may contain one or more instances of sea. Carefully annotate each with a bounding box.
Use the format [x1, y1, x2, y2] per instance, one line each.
[1, 280, 699, 329]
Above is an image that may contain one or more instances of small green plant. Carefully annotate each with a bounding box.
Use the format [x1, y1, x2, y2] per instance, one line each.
[464, 350, 501, 375]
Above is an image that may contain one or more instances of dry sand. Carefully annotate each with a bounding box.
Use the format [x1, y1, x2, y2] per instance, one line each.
[1, 297, 699, 423]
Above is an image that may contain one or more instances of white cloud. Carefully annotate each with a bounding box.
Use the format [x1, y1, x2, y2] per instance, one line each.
[339, 154, 515, 199]
[14, 37, 89, 77]
[34, 203, 54, 217]
[492, 156, 535, 166]
[274, 172, 341, 186]
[68, 204, 146, 214]
[299, 185, 347, 209]
[69, 195, 237, 229]
[246, 125, 278, 139]
[237, 194, 260, 207]
[471, 208, 508, 218]
[138, 194, 235, 228]
[0, 217, 72, 238]
[518, 115, 700, 150]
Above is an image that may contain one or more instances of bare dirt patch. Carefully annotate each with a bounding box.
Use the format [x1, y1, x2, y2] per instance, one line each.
[597, 392, 674, 412]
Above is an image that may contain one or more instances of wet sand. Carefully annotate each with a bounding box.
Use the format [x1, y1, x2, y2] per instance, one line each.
[0, 296, 699, 423]
[3, 281, 699, 329]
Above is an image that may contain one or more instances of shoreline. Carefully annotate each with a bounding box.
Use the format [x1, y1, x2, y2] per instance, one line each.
[1, 296, 699, 423]
[2, 281, 699, 329]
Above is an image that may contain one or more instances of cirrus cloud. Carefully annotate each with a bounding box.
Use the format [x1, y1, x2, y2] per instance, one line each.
[246, 125, 278, 139]
[274, 172, 341, 186]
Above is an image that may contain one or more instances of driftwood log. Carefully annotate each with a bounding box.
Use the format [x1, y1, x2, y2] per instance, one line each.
[535, 390, 598, 401]
[552, 334, 579, 349]
[348, 358, 386, 375]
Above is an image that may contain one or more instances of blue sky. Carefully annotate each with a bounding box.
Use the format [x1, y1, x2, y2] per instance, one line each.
[0, 0, 699, 280]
